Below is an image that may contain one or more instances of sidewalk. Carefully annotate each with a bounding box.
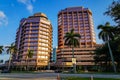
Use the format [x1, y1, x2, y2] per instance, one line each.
[0, 77, 57, 80]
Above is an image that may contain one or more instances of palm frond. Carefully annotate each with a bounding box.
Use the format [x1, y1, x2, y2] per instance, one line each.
[97, 25, 104, 29]
[74, 33, 81, 38]
[6, 42, 17, 54]
[105, 22, 110, 26]
[97, 22, 115, 42]
[0, 46, 4, 54]
[27, 49, 34, 58]
[64, 29, 81, 47]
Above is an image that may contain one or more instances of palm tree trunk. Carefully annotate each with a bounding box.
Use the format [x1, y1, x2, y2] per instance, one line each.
[27, 58, 29, 71]
[61, 49, 64, 72]
[105, 59, 107, 71]
[72, 47, 76, 73]
[48, 61, 50, 70]
[8, 53, 12, 70]
[107, 41, 117, 73]
[72, 47, 74, 58]
[20, 61, 22, 71]
[26, 57, 28, 71]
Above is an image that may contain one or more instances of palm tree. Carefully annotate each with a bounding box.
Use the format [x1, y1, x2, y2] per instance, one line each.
[0, 60, 3, 63]
[0, 46, 4, 54]
[64, 29, 81, 73]
[94, 43, 112, 71]
[6, 43, 17, 70]
[97, 22, 116, 72]
[105, 0, 120, 26]
[26, 49, 34, 70]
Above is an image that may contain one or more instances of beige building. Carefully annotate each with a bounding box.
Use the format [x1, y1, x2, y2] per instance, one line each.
[15, 13, 52, 69]
[57, 7, 96, 69]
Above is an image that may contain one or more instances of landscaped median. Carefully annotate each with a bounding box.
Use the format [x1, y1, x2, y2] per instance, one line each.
[61, 77, 120, 80]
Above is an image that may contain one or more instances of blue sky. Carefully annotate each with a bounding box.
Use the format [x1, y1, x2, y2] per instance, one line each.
[0, 0, 115, 48]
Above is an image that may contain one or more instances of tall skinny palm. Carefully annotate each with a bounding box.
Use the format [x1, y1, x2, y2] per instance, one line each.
[97, 22, 116, 72]
[27, 49, 34, 70]
[64, 29, 81, 73]
[6, 43, 17, 70]
[0, 46, 4, 64]
[0, 46, 4, 54]
[0, 60, 3, 63]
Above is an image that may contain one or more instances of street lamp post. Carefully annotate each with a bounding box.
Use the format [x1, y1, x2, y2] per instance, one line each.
[61, 48, 64, 72]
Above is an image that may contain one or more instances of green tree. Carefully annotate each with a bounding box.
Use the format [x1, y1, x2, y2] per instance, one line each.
[94, 43, 113, 71]
[105, 0, 120, 26]
[0, 60, 4, 63]
[97, 22, 116, 72]
[0, 46, 4, 54]
[95, 40, 120, 72]
[105, 0, 120, 54]
[26, 49, 34, 70]
[6, 43, 17, 70]
[110, 36, 120, 71]
[64, 29, 81, 73]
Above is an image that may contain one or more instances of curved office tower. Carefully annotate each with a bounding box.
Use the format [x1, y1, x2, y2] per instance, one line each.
[15, 13, 52, 69]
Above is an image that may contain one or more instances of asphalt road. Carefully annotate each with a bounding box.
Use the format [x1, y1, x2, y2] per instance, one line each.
[0, 72, 120, 80]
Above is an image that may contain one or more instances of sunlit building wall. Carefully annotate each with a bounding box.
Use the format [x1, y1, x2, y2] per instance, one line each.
[15, 13, 52, 69]
[57, 7, 96, 68]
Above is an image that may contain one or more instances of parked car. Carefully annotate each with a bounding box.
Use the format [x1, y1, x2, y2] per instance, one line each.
[55, 70, 62, 73]
[1, 69, 11, 73]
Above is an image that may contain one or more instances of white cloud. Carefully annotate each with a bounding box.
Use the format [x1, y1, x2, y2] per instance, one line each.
[0, 11, 8, 27]
[27, 4, 33, 13]
[18, 0, 28, 4]
[17, 0, 35, 13]
[32, 0, 36, 2]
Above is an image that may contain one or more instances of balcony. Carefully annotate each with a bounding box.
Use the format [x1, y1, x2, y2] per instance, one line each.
[37, 63, 48, 66]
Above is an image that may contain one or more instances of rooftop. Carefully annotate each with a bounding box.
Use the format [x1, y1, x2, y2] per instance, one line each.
[34, 12, 47, 18]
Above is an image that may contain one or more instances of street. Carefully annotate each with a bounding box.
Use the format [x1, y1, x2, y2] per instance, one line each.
[0, 72, 120, 80]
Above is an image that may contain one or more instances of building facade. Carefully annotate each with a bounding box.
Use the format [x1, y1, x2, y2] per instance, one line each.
[52, 47, 57, 62]
[57, 7, 96, 69]
[15, 13, 52, 69]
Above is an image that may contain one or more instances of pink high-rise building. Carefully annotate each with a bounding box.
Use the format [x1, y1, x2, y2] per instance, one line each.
[15, 13, 52, 69]
[57, 7, 96, 69]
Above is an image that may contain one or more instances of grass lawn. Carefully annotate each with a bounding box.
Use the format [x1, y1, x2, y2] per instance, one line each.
[62, 77, 120, 80]
[63, 71, 120, 74]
